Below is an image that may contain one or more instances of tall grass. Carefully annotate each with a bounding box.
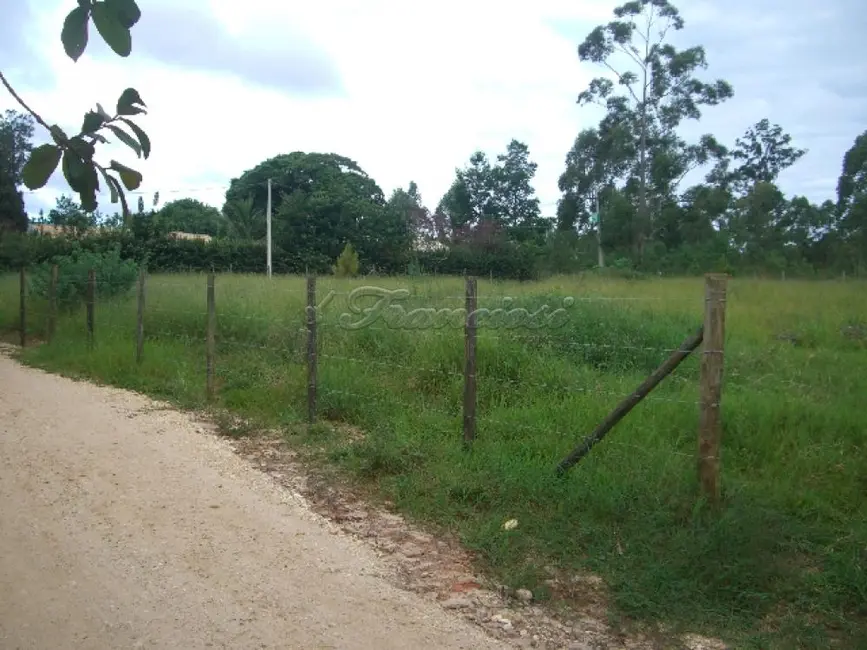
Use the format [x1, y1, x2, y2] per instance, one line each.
[1, 271, 865, 648]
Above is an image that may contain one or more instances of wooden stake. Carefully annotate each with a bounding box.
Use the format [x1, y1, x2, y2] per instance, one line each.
[699, 273, 728, 505]
[136, 268, 146, 364]
[206, 273, 216, 400]
[556, 325, 704, 475]
[86, 268, 95, 348]
[463, 275, 478, 446]
[19, 267, 26, 347]
[306, 274, 317, 425]
[47, 264, 58, 344]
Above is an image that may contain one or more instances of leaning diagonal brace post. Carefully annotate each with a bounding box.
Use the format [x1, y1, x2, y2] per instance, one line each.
[555, 325, 704, 476]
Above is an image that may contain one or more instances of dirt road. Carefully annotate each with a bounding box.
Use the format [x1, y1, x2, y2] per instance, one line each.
[0, 352, 507, 650]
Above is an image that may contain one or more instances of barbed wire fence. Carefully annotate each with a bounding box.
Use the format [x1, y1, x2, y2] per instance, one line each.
[10, 266, 729, 503]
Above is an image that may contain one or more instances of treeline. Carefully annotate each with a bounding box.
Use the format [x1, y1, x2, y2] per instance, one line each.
[0, 225, 540, 280]
[2, 1, 865, 280]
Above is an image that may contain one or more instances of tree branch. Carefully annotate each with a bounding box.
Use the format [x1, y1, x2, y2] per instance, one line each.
[616, 43, 645, 69]
[645, 8, 653, 61]
[603, 61, 642, 104]
[0, 70, 52, 134]
[657, 73, 692, 110]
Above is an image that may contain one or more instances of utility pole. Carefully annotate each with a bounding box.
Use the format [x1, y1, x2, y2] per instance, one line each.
[266, 178, 272, 278]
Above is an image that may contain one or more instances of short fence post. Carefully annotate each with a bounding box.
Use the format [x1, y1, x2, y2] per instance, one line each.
[206, 273, 216, 400]
[136, 268, 146, 364]
[699, 273, 728, 505]
[47, 264, 58, 344]
[463, 275, 478, 446]
[306, 274, 317, 425]
[86, 268, 95, 348]
[19, 267, 26, 347]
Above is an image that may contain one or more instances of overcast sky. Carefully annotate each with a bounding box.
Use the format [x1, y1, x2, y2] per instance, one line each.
[2, 0, 865, 218]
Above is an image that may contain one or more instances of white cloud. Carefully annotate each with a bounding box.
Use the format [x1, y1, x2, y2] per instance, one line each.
[3, 0, 865, 220]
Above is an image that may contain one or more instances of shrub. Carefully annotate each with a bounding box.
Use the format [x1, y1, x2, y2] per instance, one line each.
[406, 257, 423, 277]
[333, 242, 360, 277]
[30, 246, 139, 310]
[416, 242, 539, 280]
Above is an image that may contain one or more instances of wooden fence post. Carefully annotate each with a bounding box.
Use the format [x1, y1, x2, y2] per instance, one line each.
[555, 326, 704, 476]
[136, 268, 145, 364]
[699, 273, 728, 505]
[306, 274, 317, 425]
[463, 275, 478, 446]
[206, 273, 216, 400]
[86, 268, 95, 348]
[19, 267, 26, 347]
[47, 264, 58, 344]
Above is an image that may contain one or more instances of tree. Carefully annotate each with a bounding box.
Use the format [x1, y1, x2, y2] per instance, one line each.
[226, 152, 409, 272]
[0, 165, 28, 235]
[47, 194, 98, 236]
[726, 181, 789, 266]
[0, 1, 150, 218]
[333, 242, 360, 277]
[223, 196, 265, 240]
[0, 110, 34, 234]
[493, 140, 545, 243]
[156, 198, 225, 236]
[438, 140, 543, 245]
[438, 151, 498, 238]
[387, 182, 446, 248]
[0, 110, 35, 181]
[730, 119, 807, 193]
[575, 0, 733, 258]
[557, 125, 634, 233]
[836, 130, 867, 268]
[781, 196, 835, 260]
[225, 152, 385, 218]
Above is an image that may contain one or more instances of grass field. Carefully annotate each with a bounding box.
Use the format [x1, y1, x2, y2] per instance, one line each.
[1, 270, 865, 648]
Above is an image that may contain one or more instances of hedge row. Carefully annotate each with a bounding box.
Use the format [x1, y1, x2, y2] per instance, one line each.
[0, 232, 328, 274]
[0, 232, 540, 280]
[413, 244, 539, 280]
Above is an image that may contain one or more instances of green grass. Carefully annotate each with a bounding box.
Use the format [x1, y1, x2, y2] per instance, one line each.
[2, 271, 865, 648]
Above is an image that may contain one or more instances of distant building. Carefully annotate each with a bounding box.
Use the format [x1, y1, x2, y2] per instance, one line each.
[29, 223, 73, 237]
[167, 231, 213, 243]
[413, 238, 447, 252]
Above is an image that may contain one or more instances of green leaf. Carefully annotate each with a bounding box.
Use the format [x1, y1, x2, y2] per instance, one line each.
[63, 146, 99, 212]
[117, 182, 130, 216]
[22, 144, 62, 189]
[117, 117, 151, 159]
[105, 0, 141, 29]
[69, 136, 96, 162]
[79, 188, 99, 213]
[109, 160, 143, 190]
[81, 110, 105, 134]
[96, 103, 112, 120]
[49, 125, 69, 146]
[98, 166, 120, 204]
[100, 169, 130, 215]
[105, 124, 141, 158]
[61, 6, 90, 62]
[62, 148, 96, 194]
[91, 1, 132, 57]
[116, 88, 146, 116]
[104, 172, 131, 216]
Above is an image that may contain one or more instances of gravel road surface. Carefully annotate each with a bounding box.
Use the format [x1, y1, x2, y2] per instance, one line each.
[0, 352, 507, 649]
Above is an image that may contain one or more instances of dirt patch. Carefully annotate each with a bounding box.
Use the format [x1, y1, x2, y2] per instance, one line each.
[224, 427, 731, 650]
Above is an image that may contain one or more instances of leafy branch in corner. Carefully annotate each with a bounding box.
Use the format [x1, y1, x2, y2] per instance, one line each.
[0, 0, 150, 218]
